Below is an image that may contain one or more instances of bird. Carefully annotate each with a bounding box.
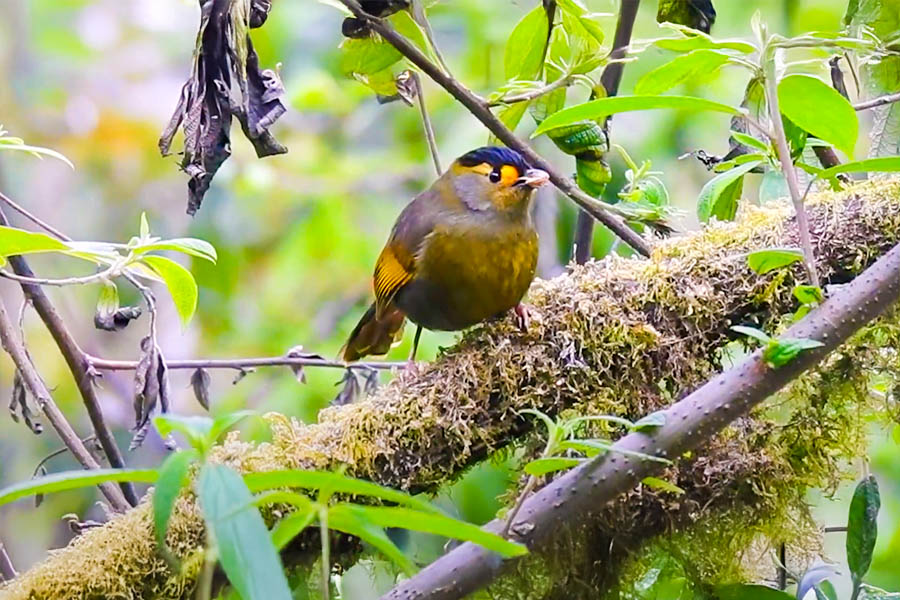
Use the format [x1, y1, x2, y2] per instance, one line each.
[342, 146, 550, 362]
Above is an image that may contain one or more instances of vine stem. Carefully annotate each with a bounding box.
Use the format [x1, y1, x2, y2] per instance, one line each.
[336, 0, 652, 257]
[0, 295, 130, 511]
[763, 54, 820, 288]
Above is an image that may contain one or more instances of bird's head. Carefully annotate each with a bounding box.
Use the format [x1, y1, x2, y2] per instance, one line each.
[445, 146, 549, 215]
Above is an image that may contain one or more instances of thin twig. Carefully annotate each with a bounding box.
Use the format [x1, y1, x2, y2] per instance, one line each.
[0, 268, 113, 287]
[0, 539, 15, 582]
[0, 205, 138, 506]
[763, 57, 820, 288]
[409, 0, 451, 77]
[824, 526, 848, 533]
[411, 71, 442, 175]
[0, 191, 68, 240]
[488, 75, 572, 107]
[337, 0, 652, 257]
[85, 354, 403, 372]
[0, 295, 130, 511]
[501, 475, 538, 538]
[33, 435, 97, 478]
[572, 0, 641, 265]
[853, 90, 900, 111]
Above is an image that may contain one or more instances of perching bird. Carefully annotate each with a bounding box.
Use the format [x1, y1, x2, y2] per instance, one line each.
[342, 146, 549, 362]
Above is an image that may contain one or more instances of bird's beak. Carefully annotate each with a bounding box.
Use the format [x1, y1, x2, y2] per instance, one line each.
[517, 168, 550, 188]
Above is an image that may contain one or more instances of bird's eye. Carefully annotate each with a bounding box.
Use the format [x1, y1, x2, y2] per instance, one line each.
[489, 169, 502, 183]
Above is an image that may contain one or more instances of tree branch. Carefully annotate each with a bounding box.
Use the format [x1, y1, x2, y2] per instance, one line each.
[6, 180, 900, 599]
[85, 354, 402, 372]
[337, 0, 652, 257]
[0, 206, 138, 507]
[573, 0, 640, 265]
[854, 90, 900, 111]
[382, 222, 900, 600]
[0, 296, 130, 511]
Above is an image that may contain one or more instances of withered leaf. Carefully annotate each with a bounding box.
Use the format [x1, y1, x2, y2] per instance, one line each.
[190, 367, 211, 411]
[132, 336, 159, 432]
[157, 350, 171, 416]
[34, 465, 47, 508]
[332, 367, 379, 406]
[10, 370, 41, 434]
[160, 0, 287, 215]
[286, 345, 324, 384]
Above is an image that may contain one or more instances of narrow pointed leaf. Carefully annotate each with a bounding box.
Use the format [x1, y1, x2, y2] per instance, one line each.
[141, 255, 198, 327]
[0, 469, 158, 507]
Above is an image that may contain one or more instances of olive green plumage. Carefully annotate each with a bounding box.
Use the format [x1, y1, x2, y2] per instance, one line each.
[343, 146, 548, 361]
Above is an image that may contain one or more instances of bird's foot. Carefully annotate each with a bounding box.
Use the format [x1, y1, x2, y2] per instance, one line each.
[513, 303, 531, 333]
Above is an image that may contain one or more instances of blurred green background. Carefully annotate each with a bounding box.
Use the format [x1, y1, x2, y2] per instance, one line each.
[0, 0, 897, 597]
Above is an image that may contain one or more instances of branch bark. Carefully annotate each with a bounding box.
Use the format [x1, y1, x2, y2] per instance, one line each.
[337, 0, 652, 257]
[0, 207, 138, 506]
[4, 180, 900, 599]
[383, 225, 900, 600]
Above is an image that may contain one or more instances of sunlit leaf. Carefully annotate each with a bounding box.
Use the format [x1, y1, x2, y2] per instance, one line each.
[244, 469, 440, 515]
[715, 583, 794, 600]
[327, 504, 415, 574]
[534, 95, 743, 137]
[141, 255, 198, 327]
[0, 226, 69, 264]
[504, 5, 550, 81]
[731, 325, 772, 345]
[778, 74, 858, 158]
[696, 160, 761, 223]
[153, 449, 198, 557]
[134, 238, 217, 263]
[153, 414, 214, 450]
[819, 156, 900, 180]
[327, 504, 527, 557]
[763, 337, 824, 368]
[524, 457, 583, 476]
[652, 24, 756, 54]
[747, 247, 804, 274]
[0, 469, 158, 507]
[793, 285, 823, 305]
[634, 49, 730, 95]
[271, 507, 317, 550]
[197, 464, 291, 600]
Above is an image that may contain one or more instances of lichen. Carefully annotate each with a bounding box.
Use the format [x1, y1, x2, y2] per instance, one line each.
[3, 178, 900, 600]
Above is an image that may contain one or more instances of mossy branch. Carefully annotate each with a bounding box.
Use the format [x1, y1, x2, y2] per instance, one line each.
[3, 179, 900, 599]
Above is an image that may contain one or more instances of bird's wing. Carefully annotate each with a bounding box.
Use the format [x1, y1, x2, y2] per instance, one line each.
[373, 191, 437, 319]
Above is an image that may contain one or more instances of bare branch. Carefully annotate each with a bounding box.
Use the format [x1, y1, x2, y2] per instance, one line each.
[0, 295, 130, 511]
[86, 354, 403, 372]
[854, 90, 900, 111]
[382, 238, 900, 600]
[411, 71, 442, 176]
[336, 0, 652, 257]
[0, 539, 16, 582]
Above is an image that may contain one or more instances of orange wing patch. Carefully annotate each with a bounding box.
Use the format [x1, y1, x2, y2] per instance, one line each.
[373, 243, 414, 319]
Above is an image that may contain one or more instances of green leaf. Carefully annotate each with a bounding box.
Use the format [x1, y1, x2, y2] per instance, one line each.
[0, 468, 158, 507]
[0, 127, 75, 169]
[134, 238, 217, 263]
[731, 325, 773, 345]
[631, 411, 666, 432]
[209, 410, 255, 444]
[641, 476, 684, 495]
[197, 464, 291, 600]
[495, 101, 532, 136]
[561, 439, 671, 464]
[747, 247, 804, 274]
[339, 36, 402, 77]
[533, 95, 743, 137]
[777, 74, 858, 158]
[847, 475, 881, 586]
[0, 226, 70, 264]
[758, 170, 789, 204]
[793, 285, 824, 305]
[731, 131, 769, 153]
[652, 25, 756, 54]
[504, 5, 550, 80]
[141, 255, 198, 327]
[763, 337, 825, 368]
[696, 160, 761, 223]
[715, 583, 795, 600]
[270, 507, 317, 550]
[139, 212, 150, 238]
[656, 0, 717, 32]
[243, 469, 440, 515]
[819, 156, 900, 180]
[634, 49, 730, 96]
[153, 449, 198, 555]
[96, 281, 119, 320]
[327, 504, 415, 574]
[524, 457, 583, 476]
[154, 414, 214, 450]
[328, 504, 527, 558]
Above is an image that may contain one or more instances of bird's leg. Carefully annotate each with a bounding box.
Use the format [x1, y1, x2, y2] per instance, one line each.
[408, 324, 423, 364]
[513, 303, 531, 333]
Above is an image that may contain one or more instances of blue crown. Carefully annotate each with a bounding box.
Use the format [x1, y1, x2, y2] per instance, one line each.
[457, 146, 531, 173]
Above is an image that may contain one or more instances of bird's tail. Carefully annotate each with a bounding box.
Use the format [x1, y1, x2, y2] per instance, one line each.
[342, 301, 407, 362]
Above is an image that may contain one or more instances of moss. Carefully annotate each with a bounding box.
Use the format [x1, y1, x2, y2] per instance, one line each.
[3, 179, 900, 599]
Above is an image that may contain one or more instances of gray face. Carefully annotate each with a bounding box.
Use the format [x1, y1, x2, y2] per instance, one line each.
[451, 170, 495, 212]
